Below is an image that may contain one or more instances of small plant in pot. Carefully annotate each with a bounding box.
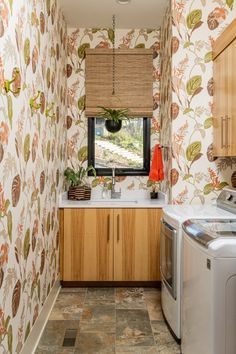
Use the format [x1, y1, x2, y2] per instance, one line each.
[97, 106, 131, 133]
[64, 165, 96, 200]
[147, 180, 160, 199]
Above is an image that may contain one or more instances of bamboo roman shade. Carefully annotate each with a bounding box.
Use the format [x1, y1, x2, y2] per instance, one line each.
[85, 48, 153, 117]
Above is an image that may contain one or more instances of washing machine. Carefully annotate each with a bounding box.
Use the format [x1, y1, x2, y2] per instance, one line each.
[182, 218, 236, 354]
[161, 187, 236, 341]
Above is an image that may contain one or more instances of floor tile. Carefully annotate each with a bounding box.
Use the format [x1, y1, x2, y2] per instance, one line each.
[54, 293, 86, 307]
[156, 344, 181, 354]
[49, 293, 85, 320]
[75, 332, 115, 353]
[35, 347, 75, 354]
[116, 309, 154, 347]
[37, 321, 65, 347]
[151, 321, 180, 353]
[116, 288, 146, 309]
[85, 288, 115, 305]
[144, 288, 161, 298]
[60, 287, 87, 294]
[115, 346, 159, 354]
[37, 320, 79, 348]
[80, 304, 115, 333]
[145, 290, 163, 321]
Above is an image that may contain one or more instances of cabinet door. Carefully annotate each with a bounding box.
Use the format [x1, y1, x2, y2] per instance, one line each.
[62, 208, 113, 281]
[213, 39, 236, 157]
[227, 39, 236, 156]
[213, 49, 228, 157]
[114, 208, 162, 281]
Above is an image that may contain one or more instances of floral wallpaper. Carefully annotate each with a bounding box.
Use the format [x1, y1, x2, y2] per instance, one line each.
[160, 1, 173, 200]
[0, 0, 67, 352]
[67, 28, 161, 191]
[164, 0, 236, 204]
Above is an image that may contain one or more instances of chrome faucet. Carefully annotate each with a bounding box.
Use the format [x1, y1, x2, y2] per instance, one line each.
[111, 167, 121, 199]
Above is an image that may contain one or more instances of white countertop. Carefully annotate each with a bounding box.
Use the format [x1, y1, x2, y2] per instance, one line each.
[59, 190, 167, 209]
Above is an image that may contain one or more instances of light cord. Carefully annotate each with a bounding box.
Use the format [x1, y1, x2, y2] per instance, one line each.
[112, 14, 115, 96]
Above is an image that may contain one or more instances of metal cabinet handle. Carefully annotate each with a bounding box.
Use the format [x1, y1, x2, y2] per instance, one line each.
[226, 115, 230, 148]
[221, 117, 223, 148]
[107, 214, 110, 242]
[221, 116, 226, 149]
[225, 115, 228, 148]
[117, 214, 120, 242]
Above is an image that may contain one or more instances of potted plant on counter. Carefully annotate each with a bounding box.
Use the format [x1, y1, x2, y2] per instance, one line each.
[97, 106, 131, 133]
[64, 165, 96, 200]
[147, 180, 160, 199]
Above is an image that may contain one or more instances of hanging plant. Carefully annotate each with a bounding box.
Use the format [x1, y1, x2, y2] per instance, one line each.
[97, 106, 131, 133]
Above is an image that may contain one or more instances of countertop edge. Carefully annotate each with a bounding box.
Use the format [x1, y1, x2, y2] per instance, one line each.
[59, 204, 166, 209]
[58, 191, 167, 209]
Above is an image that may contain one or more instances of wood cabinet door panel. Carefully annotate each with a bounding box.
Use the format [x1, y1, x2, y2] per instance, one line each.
[213, 37, 236, 157]
[62, 208, 113, 281]
[213, 50, 228, 157]
[228, 39, 236, 156]
[114, 208, 161, 281]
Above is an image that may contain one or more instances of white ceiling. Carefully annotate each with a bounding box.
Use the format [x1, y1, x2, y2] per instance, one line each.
[58, 0, 168, 29]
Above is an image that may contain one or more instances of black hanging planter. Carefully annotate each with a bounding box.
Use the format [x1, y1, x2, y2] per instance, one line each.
[105, 119, 122, 133]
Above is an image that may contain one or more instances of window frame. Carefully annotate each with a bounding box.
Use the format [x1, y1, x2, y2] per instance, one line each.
[87, 117, 150, 176]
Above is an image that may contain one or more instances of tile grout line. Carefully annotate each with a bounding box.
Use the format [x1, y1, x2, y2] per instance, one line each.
[77, 287, 87, 342]
[115, 287, 155, 353]
[145, 289, 159, 349]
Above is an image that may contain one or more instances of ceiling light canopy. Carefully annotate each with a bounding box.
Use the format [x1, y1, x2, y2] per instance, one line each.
[116, 0, 131, 5]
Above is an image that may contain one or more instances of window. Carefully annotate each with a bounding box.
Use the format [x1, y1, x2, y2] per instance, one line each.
[88, 118, 150, 176]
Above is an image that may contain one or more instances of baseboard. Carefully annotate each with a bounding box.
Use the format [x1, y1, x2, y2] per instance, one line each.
[20, 278, 61, 354]
[61, 280, 161, 288]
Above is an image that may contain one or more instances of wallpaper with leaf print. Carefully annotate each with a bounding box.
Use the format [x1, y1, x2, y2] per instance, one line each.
[160, 2, 173, 201]
[67, 28, 161, 191]
[0, 0, 67, 352]
[164, 0, 236, 204]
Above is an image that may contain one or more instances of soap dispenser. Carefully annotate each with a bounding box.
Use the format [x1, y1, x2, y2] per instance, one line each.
[102, 182, 109, 199]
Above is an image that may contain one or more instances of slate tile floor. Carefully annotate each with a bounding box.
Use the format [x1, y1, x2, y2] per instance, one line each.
[35, 288, 180, 354]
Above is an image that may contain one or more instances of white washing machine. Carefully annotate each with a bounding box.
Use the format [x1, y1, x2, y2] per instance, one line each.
[161, 187, 236, 341]
[182, 218, 236, 354]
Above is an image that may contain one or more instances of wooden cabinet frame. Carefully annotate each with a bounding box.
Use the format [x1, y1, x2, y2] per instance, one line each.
[61, 209, 113, 281]
[60, 208, 162, 283]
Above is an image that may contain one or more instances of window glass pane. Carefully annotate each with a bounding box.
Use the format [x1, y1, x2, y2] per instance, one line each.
[94, 118, 144, 169]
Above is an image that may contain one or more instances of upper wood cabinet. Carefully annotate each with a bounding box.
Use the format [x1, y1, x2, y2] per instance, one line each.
[60, 208, 162, 282]
[213, 19, 236, 157]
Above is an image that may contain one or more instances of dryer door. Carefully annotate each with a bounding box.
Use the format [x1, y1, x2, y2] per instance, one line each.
[160, 219, 177, 299]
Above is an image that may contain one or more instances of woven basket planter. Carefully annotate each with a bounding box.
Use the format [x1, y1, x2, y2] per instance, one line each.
[68, 186, 85, 200]
[68, 185, 91, 201]
[84, 186, 91, 200]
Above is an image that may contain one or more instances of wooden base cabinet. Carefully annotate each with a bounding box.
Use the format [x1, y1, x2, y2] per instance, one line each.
[114, 209, 161, 281]
[60, 208, 113, 281]
[60, 208, 162, 282]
